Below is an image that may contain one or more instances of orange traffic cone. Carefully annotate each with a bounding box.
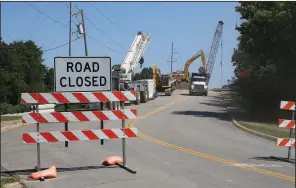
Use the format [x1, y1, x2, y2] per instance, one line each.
[102, 156, 123, 166]
[27, 165, 57, 181]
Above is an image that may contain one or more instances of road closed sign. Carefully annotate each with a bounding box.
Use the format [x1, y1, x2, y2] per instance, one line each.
[54, 57, 111, 92]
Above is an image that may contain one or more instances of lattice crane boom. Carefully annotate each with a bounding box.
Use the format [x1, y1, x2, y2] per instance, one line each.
[205, 21, 224, 85]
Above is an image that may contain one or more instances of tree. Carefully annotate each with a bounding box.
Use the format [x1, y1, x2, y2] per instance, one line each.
[0, 39, 52, 114]
[112, 64, 121, 70]
[132, 67, 152, 80]
[232, 2, 296, 120]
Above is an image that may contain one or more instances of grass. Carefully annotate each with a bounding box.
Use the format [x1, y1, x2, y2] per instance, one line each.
[238, 121, 295, 138]
[0, 175, 24, 188]
[1, 116, 22, 122]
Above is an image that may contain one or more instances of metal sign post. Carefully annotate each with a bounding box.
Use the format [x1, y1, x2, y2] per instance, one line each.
[35, 104, 41, 171]
[287, 110, 295, 160]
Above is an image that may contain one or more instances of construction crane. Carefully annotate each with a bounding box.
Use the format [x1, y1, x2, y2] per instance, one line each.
[202, 21, 224, 85]
[188, 21, 224, 96]
[117, 31, 152, 104]
[120, 31, 151, 75]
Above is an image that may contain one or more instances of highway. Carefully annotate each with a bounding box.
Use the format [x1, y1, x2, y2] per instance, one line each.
[1, 90, 295, 188]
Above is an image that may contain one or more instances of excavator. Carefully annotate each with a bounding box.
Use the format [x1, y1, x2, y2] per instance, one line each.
[152, 64, 176, 96]
[189, 21, 224, 96]
[170, 50, 207, 83]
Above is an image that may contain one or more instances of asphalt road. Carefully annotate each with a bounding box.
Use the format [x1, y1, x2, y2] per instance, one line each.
[1, 90, 295, 188]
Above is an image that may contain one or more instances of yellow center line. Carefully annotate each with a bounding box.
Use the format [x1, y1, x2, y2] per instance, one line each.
[127, 95, 295, 182]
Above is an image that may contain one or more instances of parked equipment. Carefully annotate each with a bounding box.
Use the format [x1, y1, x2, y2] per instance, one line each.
[152, 64, 176, 96]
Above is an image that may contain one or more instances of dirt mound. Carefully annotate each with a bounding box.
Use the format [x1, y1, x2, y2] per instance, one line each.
[176, 82, 189, 90]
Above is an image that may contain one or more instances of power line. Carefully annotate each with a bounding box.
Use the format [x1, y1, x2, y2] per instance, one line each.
[73, 4, 127, 54]
[26, 3, 120, 54]
[43, 37, 80, 52]
[91, 3, 130, 37]
[26, 2, 68, 28]
[87, 34, 122, 55]
[84, 16, 126, 51]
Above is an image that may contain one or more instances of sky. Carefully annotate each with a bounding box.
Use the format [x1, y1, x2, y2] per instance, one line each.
[2, 1, 239, 89]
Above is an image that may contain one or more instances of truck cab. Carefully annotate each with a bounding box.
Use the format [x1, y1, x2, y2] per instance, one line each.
[189, 74, 208, 96]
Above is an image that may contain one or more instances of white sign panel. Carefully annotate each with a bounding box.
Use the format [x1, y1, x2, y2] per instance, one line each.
[54, 57, 111, 92]
[119, 73, 132, 82]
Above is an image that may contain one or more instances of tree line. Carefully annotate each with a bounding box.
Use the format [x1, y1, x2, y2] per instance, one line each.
[0, 39, 54, 115]
[231, 2, 296, 121]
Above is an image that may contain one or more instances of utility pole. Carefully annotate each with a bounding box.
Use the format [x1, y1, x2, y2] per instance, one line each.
[81, 9, 88, 56]
[170, 42, 174, 73]
[69, 2, 72, 56]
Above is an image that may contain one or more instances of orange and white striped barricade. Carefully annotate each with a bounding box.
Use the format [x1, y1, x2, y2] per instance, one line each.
[21, 91, 138, 173]
[273, 100, 295, 162]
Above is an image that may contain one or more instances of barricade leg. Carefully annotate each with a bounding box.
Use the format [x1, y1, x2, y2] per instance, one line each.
[115, 101, 136, 174]
[287, 111, 294, 160]
[35, 105, 41, 171]
[100, 102, 104, 145]
[64, 104, 69, 147]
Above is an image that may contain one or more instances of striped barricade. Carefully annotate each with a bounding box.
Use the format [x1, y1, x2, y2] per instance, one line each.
[275, 100, 295, 161]
[20, 91, 138, 173]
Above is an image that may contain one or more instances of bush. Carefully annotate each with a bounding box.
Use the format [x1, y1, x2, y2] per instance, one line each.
[0, 103, 30, 115]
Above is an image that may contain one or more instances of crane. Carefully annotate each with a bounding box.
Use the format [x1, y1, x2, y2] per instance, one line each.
[118, 31, 152, 104]
[202, 21, 224, 85]
[120, 31, 151, 75]
[188, 21, 224, 96]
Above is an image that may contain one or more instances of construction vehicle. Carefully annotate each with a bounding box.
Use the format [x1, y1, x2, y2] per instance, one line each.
[189, 21, 224, 96]
[170, 50, 207, 83]
[189, 72, 208, 96]
[117, 31, 154, 105]
[152, 64, 176, 96]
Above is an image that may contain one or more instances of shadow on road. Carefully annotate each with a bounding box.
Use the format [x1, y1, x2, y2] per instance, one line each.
[249, 156, 295, 164]
[1, 165, 117, 176]
[171, 110, 230, 121]
[199, 100, 226, 108]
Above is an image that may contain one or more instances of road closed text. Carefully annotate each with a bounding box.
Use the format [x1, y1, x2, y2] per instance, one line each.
[54, 57, 111, 92]
[59, 62, 107, 88]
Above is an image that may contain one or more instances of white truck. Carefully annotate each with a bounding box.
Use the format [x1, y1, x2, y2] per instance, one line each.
[117, 31, 155, 105]
[189, 73, 208, 96]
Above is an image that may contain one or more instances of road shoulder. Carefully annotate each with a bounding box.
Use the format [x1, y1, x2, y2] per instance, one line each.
[220, 91, 280, 142]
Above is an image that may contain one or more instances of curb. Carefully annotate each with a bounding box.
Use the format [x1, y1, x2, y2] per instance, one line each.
[232, 119, 277, 142]
[1, 122, 26, 132]
[221, 91, 277, 142]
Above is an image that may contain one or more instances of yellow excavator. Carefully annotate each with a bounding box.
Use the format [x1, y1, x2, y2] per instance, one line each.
[152, 64, 176, 96]
[171, 50, 207, 82]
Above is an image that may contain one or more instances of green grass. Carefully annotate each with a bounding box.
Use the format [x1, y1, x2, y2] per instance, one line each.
[1, 116, 22, 122]
[1, 175, 21, 188]
[238, 121, 295, 138]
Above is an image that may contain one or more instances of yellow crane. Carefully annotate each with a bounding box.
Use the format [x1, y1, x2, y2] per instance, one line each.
[170, 50, 207, 82]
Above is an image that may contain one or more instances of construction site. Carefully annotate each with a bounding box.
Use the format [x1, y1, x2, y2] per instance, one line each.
[1, 2, 295, 188]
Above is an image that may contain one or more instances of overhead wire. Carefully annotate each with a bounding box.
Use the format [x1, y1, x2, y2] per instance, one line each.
[90, 3, 131, 37]
[26, 2, 120, 55]
[43, 37, 81, 52]
[73, 4, 126, 54]
[83, 16, 126, 51]
[26, 2, 68, 28]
